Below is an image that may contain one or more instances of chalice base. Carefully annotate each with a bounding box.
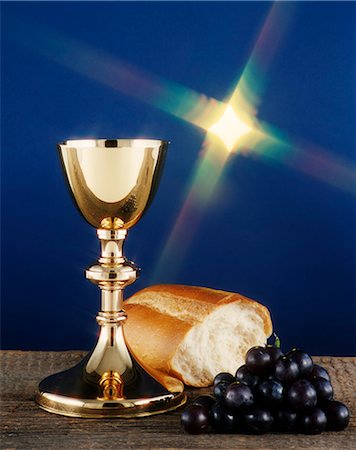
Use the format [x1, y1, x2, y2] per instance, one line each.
[36, 354, 186, 418]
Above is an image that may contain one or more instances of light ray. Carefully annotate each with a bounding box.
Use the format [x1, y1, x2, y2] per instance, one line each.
[151, 3, 355, 281]
[10, 10, 354, 193]
[151, 4, 299, 281]
[9, 11, 356, 284]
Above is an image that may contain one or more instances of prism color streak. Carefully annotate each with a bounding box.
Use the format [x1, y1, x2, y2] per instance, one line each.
[9, 5, 355, 283]
[7, 6, 355, 197]
[152, 3, 356, 280]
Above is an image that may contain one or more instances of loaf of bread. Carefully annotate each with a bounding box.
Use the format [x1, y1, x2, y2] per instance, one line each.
[124, 284, 273, 387]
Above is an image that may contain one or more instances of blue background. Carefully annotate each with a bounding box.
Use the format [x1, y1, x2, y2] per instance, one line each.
[1, 2, 355, 355]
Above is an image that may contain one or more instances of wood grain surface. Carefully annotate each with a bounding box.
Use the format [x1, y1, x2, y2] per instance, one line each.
[0, 351, 355, 449]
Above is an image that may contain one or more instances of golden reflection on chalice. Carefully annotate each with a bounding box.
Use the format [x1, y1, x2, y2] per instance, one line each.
[36, 139, 186, 418]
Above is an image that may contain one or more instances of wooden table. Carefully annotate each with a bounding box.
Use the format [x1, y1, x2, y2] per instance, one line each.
[1, 351, 355, 449]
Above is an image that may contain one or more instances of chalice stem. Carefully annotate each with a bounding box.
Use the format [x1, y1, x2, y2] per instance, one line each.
[100, 288, 124, 314]
[85, 228, 137, 392]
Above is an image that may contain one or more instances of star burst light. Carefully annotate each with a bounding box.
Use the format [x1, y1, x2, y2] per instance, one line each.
[208, 105, 252, 152]
[16, 4, 355, 283]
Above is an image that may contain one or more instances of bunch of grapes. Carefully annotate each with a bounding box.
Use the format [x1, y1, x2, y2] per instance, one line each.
[181, 343, 350, 435]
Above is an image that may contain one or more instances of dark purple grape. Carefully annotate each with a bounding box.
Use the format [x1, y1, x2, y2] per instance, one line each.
[243, 407, 274, 434]
[274, 406, 298, 432]
[300, 407, 327, 434]
[265, 344, 283, 363]
[311, 377, 333, 403]
[192, 395, 216, 412]
[258, 380, 284, 408]
[275, 357, 300, 384]
[213, 372, 235, 386]
[213, 381, 230, 401]
[287, 379, 317, 411]
[323, 400, 350, 431]
[287, 349, 313, 377]
[246, 346, 272, 376]
[224, 382, 254, 412]
[210, 402, 239, 433]
[235, 365, 259, 390]
[310, 364, 330, 381]
[181, 404, 210, 434]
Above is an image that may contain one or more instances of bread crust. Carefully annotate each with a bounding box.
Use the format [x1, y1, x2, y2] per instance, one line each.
[124, 303, 192, 378]
[125, 284, 272, 336]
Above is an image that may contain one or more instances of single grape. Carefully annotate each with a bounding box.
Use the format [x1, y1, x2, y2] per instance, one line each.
[210, 402, 239, 433]
[265, 344, 283, 363]
[192, 395, 216, 412]
[181, 404, 210, 434]
[274, 406, 298, 432]
[310, 364, 330, 381]
[258, 379, 284, 408]
[311, 377, 333, 403]
[224, 382, 254, 412]
[275, 357, 300, 384]
[287, 379, 317, 411]
[213, 372, 235, 386]
[243, 407, 274, 434]
[246, 346, 272, 376]
[287, 348, 313, 377]
[323, 400, 350, 431]
[299, 407, 327, 434]
[213, 381, 230, 401]
[235, 365, 259, 390]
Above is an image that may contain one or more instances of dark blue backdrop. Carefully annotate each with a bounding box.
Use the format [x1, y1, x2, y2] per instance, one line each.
[1, 2, 355, 355]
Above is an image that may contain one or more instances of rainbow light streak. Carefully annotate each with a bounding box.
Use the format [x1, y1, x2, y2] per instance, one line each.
[14, 9, 354, 196]
[11, 10, 356, 282]
[252, 124, 356, 195]
[9, 16, 223, 130]
[151, 4, 303, 280]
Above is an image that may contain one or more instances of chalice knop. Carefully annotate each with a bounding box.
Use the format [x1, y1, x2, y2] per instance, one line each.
[36, 139, 186, 418]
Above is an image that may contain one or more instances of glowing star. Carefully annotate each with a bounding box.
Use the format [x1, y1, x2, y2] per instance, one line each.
[208, 104, 252, 152]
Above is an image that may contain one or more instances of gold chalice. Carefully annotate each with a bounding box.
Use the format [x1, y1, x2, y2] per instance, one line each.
[36, 139, 186, 418]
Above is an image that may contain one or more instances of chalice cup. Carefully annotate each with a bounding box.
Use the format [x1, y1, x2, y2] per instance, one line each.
[36, 139, 186, 418]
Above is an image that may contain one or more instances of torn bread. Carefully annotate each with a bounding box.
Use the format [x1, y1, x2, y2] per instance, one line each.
[124, 284, 273, 387]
